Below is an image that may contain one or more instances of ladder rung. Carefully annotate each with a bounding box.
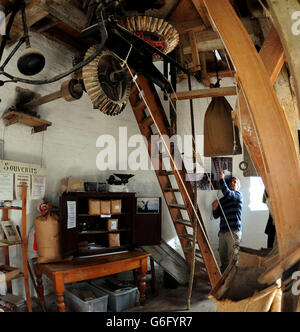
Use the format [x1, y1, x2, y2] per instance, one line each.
[133, 99, 146, 112]
[178, 234, 194, 241]
[141, 115, 154, 127]
[175, 219, 193, 227]
[195, 261, 206, 270]
[131, 84, 139, 95]
[169, 204, 186, 209]
[194, 272, 209, 282]
[152, 152, 174, 159]
[184, 247, 202, 256]
[164, 187, 180, 192]
[158, 171, 174, 176]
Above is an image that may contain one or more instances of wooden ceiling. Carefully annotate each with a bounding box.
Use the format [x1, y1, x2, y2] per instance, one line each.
[0, 0, 269, 85]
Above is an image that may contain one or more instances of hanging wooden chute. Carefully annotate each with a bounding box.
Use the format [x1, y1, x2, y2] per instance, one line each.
[204, 96, 242, 157]
[210, 247, 282, 312]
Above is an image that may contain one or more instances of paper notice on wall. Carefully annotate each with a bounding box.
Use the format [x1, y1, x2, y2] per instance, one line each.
[67, 201, 76, 229]
[0, 173, 14, 200]
[15, 174, 31, 200]
[31, 176, 46, 200]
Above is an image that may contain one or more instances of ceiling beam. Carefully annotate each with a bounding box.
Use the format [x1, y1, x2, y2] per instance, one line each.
[191, 0, 211, 28]
[171, 86, 237, 100]
[39, 0, 86, 33]
[173, 18, 206, 34]
[180, 18, 260, 53]
[1, 0, 49, 48]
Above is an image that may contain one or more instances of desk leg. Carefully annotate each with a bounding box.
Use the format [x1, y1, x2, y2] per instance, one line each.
[33, 262, 47, 312]
[54, 276, 66, 312]
[138, 258, 148, 306]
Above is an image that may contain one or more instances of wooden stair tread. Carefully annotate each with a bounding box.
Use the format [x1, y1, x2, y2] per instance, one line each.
[178, 234, 194, 240]
[164, 187, 180, 192]
[134, 99, 147, 112]
[141, 116, 154, 127]
[157, 171, 174, 176]
[175, 219, 193, 227]
[169, 204, 186, 209]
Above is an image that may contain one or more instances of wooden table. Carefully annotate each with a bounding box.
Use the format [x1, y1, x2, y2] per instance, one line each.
[32, 251, 151, 312]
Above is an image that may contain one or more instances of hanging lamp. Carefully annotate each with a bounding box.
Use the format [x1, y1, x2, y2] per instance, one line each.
[204, 52, 242, 157]
[17, 3, 45, 76]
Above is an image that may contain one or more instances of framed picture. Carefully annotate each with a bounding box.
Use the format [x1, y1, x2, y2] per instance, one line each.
[0, 221, 21, 243]
[137, 198, 160, 214]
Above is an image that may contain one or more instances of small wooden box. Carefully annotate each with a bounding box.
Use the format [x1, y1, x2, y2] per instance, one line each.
[88, 200, 101, 215]
[107, 219, 118, 232]
[108, 233, 120, 248]
[100, 201, 111, 215]
[111, 200, 122, 214]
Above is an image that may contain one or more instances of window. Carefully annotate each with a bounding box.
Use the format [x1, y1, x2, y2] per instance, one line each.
[248, 177, 268, 211]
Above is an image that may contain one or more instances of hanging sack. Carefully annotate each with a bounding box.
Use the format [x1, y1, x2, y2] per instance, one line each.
[204, 97, 242, 157]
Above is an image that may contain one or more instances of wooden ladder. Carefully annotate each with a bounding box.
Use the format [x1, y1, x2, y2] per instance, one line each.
[129, 75, 221, 289]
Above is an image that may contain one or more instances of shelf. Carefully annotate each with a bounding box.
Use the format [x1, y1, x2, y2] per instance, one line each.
[78, 245, 131, 257]
[78, 228, 130, 235]
[2, 111, 52, 134]
[78, 212, 128, 217]
[0, 207, 22, 210]
[0, 240, 22, 247]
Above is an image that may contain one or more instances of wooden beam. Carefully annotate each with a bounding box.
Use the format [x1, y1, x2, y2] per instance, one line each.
[191, 0, 211, 28]
[39, 0, 86, 32]
[266, 0, 300, 115]
[203, 0, 300, 284]
[188, 31, 201, 72]
[171, 86, 237, 100]
[259, 26, 285, 83]
[207, 70, 235, 78]
[1, 0, 49, 48]
[236, 26, 285, 181]
[180, 19, 260, 53]
[173, 19, 206, 34]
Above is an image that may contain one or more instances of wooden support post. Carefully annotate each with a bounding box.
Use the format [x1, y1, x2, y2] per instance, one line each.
[203, 0, 300, 284]
[236, 26, 285, 180]
[21, 184, 32, 312]
[266, 0, 300, 114]
[188, 31, 201, 73]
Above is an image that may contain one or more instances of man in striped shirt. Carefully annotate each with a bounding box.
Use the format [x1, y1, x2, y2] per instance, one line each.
[212, 172, 243, 273]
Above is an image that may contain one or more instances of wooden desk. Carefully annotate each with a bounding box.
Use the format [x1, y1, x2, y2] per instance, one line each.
[32, 251, 151, 312]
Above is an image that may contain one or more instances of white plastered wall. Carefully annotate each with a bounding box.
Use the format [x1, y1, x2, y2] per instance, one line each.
[0, 32, 269, 298]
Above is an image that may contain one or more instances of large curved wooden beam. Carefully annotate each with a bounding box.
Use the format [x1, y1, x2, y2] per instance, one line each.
[266, 0, 300, 115]
[203, 0, 300, 284]
[236, 26, 285, 181]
